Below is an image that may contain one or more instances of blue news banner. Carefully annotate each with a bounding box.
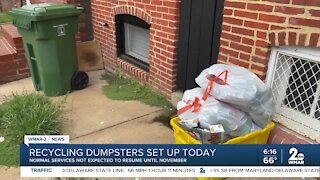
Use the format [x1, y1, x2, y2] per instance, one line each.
[20, 144, 320, 166]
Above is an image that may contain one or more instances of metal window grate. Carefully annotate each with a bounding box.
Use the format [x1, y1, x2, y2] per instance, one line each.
[271, 52, 320, 126]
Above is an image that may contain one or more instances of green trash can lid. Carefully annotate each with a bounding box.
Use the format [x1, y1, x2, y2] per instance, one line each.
[10, 3, 83, 29]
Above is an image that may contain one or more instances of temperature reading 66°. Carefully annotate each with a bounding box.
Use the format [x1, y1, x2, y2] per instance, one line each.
[263, 156, 277, 164]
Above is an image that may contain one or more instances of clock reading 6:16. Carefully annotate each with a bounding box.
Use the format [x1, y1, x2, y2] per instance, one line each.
[263, 149, 277, 155]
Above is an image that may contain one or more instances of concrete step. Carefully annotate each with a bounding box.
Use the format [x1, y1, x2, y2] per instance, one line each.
[0, 24, 22, 50]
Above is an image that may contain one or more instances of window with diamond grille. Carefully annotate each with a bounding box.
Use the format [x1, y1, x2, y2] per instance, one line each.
[267, 47, 320, 136]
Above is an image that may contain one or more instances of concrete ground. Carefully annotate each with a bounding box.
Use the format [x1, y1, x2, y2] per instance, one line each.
[0, 70, 177, 179]
[0, 71, 318, 180]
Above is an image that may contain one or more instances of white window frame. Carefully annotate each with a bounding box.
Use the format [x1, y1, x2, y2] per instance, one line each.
[266, 46, 320, 141]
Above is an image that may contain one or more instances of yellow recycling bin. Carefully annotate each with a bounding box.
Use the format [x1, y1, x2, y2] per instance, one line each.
[170, 117, 275, 180]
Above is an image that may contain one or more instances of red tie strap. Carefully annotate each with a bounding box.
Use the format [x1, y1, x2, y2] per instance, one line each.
[177, 97, 202, 115]
[202, 70, 229, 101]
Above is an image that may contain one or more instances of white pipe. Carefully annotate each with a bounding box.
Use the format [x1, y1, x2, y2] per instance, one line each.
[26, 0, 31, 5]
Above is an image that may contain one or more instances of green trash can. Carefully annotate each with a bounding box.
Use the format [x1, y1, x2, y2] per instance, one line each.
[10, 3, 88, 96]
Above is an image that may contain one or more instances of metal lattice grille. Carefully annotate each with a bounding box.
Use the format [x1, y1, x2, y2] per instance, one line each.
[271, 52, 320, 122]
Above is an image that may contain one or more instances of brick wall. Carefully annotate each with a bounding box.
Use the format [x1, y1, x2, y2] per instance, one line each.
[0, 24, 29, 84]
[0, 0, 19, 11]
[219, 0, 320, 144]
[91, 0, 180, 98]
[219, 0, 320, 80]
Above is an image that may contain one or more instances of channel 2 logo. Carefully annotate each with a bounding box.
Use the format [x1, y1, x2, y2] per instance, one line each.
[288, 147, 304, 165]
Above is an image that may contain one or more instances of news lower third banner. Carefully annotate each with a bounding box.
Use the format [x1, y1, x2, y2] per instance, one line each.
[20, 136, 320, 177]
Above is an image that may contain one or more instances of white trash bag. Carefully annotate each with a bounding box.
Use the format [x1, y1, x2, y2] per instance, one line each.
[177, 87, 253, 137]
[195, 64, 275, 128]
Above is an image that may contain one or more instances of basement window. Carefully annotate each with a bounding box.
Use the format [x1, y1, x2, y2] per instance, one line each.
[115, 14, 151, 70]
[266, 46, 320, 141]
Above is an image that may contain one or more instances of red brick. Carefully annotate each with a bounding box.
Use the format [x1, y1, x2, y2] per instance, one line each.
[309, 33, 319, 47]
[15, 43, 24, 49]
[14, 53, 26, 59]
[167, 46, 176, 53]
[145, 5, 156, 11]
[252, 56, 268, 64]
[275, 6, 305, 15]
[255, 48, 269, 57]
[162, 51, 175, 59]
[218, 59, 227, 64]
[221, 32, 242, 42]
[0, 54, 14, 62]
[230, 42, 252, 53]
[162, 26, 178, 34]
[251, 64, 267, 72]
[269, 33, 276, 46]
[229, 58, 249, 68]
[247, 3, 273, 12]
[259, 14, 286, 23]
[163, 1, 179, 8]
[265, 0, 290, 4]
[156, 43, 167, 49]
[163, 14, 179, 21]
[234, 10, 258, 20]
[150, 0, 162, 5]
[244, 21, 269, 30]
[309, 9, 320, 17]
[292, 0, 320, 6]
[298, 34, 307, 46]
[156, 6, 169, 13]
[224, 1, 246, 9]
[242, 37, 254, 46]
[156, 31, 168, 38]
[220, 47, 239, 58]
[256, 40, 270, 48]
[223, 17, 243, 26]
[224, 9, 233, 16]
[142, 0, 150, 4]
[0, 61, 18, 70]
[257, 74, 266, 81]
[168, 8, 179, 14]
[222, 24, 231, 32]
[18, 68, 30, 75]
[289, 32, 297, 45]
[240, 53, 250, 61]
[257, 31, 267, 39]
[290, 18, 320, 28]
[162, 62, 175, 69]
[150, 11, 162, 18]
[220, 39, 229, 47]
[278, 32, 286, 46]
[156, 53, 167, 61]
[0, 70, 17, 78]
[271, 25, 286, 30]
[218, 54, 228, 61]
[168, 21, 179, 28]
[232, 27, 254, 36]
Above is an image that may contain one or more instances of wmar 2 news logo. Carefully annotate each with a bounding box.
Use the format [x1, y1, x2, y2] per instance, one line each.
[288, 147, 304, 165]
